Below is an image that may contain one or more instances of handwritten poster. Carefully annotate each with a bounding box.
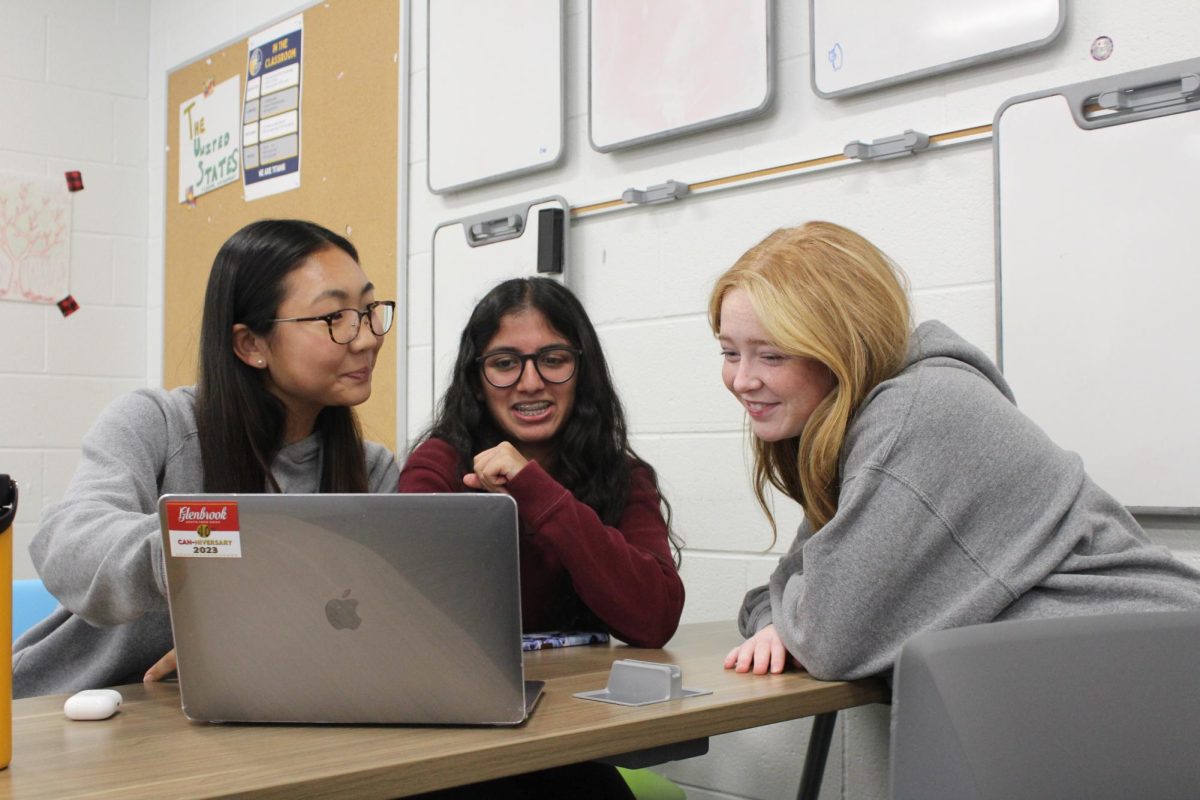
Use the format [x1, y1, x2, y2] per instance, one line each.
[177, 76, 242, 204]
[0, 174, 71, 304]
[243, 13, 303, 201]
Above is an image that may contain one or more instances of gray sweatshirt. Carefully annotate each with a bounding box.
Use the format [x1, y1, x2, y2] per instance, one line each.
[739, 321, 1200, 681]
[13, 386, 400, 698]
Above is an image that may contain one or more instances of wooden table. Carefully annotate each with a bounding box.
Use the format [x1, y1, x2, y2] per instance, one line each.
[1, 622, 887, 799]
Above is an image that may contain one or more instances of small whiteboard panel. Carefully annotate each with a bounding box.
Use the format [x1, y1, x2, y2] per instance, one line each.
[432, 198, 569, 404]
[812, 0, 1063, 98]
[427, 0, 563, 193]
[996, 59, 1200, 510]
[589, 0, 772, 152]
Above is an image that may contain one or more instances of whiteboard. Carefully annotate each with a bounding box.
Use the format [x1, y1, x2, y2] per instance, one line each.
[589, 0, 772, 152]
[996, 59, 1200, 511]
[431, 197, 569, 405]
[427, 0, 563, 193]
[811, 0, 1063, 98]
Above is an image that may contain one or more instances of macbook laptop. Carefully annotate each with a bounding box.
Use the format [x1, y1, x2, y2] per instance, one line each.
[157, 492, 543, 725]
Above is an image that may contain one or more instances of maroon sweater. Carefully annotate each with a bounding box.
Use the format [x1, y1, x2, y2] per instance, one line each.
[398, 438, 684, 648]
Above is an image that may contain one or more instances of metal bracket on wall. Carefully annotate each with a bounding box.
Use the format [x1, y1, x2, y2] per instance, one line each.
[571, 123, 993, 220]
[1097, 72, 1200, 112]
[621, 179, 691, 205]
[466, 213, 523, 244]
[843, 129, 931, 161]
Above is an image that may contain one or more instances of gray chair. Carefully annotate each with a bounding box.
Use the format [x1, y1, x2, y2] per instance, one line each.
[890, 611, 1200, 800]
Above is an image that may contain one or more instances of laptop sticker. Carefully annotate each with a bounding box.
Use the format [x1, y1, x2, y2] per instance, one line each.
[166, 501, 243, 558]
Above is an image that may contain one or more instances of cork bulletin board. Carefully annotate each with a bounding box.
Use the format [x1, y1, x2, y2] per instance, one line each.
[164, 0, 401, 447]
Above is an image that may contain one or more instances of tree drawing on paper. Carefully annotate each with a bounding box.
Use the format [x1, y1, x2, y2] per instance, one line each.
[0, 176, 71, 304]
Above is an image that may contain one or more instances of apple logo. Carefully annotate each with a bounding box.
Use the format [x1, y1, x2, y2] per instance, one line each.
[324, 588, 362, 630]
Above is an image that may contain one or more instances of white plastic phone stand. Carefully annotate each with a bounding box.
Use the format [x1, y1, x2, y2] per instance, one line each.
[574, 659, 711, 707]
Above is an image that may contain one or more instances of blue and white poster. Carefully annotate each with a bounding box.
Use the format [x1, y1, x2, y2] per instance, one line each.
[242, 13, 303, 201]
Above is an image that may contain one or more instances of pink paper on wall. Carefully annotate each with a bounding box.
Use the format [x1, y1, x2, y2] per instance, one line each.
[0, 174, 72, 305]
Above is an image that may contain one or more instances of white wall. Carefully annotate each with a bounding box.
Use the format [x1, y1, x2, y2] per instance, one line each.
[0, 0, 151, 581]
[3, 0, 1198, 798]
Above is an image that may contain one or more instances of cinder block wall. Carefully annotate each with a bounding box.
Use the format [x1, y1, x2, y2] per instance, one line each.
[0, 0, 150, 580]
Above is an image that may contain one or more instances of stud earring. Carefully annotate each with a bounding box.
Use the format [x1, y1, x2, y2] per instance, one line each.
[257, 359, 264, 367]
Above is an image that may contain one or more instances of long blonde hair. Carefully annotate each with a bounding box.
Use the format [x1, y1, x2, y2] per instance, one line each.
[709, 221, 912, 536]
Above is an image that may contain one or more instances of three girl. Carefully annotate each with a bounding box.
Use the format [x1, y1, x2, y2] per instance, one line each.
[21, 216, 1200, 715]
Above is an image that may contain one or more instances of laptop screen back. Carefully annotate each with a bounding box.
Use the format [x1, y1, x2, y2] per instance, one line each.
[158, 492, 527, 724]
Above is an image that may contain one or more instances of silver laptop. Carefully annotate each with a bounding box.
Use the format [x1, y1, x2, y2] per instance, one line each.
[158, 492, 543, 725]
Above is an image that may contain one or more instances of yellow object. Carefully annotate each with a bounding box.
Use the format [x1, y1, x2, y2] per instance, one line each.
[1, 474, 17, 770]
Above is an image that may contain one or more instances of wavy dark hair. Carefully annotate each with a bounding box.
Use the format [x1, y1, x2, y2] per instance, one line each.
[416, 277, 680, 562]
[195, 219, 371, 494]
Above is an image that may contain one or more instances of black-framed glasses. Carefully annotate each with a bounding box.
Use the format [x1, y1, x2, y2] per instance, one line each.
[476, 346, 581, 388]
[271, 300, 396, 345]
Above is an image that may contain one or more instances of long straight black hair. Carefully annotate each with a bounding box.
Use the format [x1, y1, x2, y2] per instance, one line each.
[416, 277, 680, 562]
[195, 219, 370, 493]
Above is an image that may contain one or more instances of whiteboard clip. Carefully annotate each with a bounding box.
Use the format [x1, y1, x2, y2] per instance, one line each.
[468, 214, 523, 244]
[1097, 73, 1200, 113]
[621, 180, 690, 206]
[843, 130, 930, 161]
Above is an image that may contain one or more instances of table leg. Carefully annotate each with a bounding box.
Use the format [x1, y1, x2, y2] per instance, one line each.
[796, 711, 837, 800]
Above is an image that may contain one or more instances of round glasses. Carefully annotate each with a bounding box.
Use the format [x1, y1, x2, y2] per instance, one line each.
[271, 300, 396, 345]
[477, 346, 580, 388]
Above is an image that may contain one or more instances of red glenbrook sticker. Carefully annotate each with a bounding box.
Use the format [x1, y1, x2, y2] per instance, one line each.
[166, 501, 243, 558]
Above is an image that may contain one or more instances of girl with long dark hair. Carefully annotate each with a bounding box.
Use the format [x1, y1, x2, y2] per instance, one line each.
[402, 277, 684, 648]
[13, 219, 399, 699]
[401, 277, 683, 800]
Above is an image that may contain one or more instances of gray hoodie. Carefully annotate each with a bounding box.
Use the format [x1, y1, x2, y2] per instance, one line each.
[13, 386, 399, 698]
[739, 321, 1200, 680]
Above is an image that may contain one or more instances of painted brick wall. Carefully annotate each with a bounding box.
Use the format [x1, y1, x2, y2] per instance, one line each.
[0, 0, 150, 580]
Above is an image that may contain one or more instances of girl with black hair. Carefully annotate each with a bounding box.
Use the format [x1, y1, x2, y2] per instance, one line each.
[401, 277, 684, 649]
[402, 277, 683, 800]
[13, 219, 399, 699]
